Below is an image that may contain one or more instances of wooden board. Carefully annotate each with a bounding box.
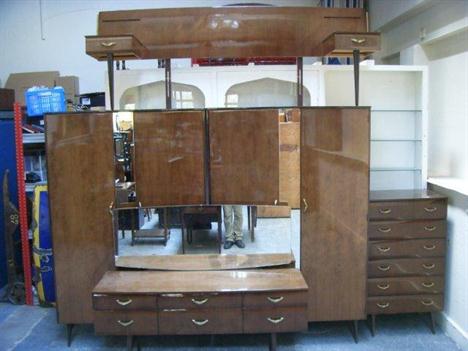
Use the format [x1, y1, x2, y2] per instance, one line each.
[257, 206, 291, 218]
[300, 107, 369, 321]
[46, 112, 115, 324]
[97, 7, 366, 59]
[279, 122, 300, 209]
[133, 110, 206, 206]
[208, 109, 279, 205]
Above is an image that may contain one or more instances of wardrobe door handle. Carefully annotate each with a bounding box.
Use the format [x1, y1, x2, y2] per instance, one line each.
[423, 245, 436, 251]
[421, 299, 434, 306]
[351, 38, 366, 44]
[267, 317, 285, 324]
[377, 246, 391, 253]
[101, 41, 116, 47]
[267, 296, 284, 304]
[117, 320, 134, 327]
[116, 298, 132, 306]
[378, 227, 392, 233]
[192, 319, 209, 326]
[424, 225, 437, 232]
[303, 198, 308, 213]
[423, 263, 435, 270]
[377, 265, 391, 271]
[376, 302, 390, 309]
[377, 284, 390, 290]
[422, 282, 435, 288]
[191, 298, 208, 305]
[424, 207, 437, 213]
[379, 208, 392, 214]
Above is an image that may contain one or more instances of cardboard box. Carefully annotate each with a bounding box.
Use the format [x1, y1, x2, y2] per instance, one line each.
[5, 71, 59, 105]
[55, 76, 79, 104]
[0, 88, 14, 110]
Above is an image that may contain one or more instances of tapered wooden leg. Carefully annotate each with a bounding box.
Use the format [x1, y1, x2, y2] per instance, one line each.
[66, 324, 74, 347]
[269, 333, 277, 351]
[351, 320, 359, 343]
[127, 335, 133, 351]
[429, 312, 436, 334]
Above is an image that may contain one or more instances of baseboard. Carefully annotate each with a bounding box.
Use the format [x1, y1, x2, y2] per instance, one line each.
[436, 312, 468, 351]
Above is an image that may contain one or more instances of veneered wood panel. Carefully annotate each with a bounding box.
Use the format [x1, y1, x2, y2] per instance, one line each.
[208, 109, 279, 205]
[279, 122, 300, 208]
[97, 7, 366, 59]
[300, 107, 370, 321]
[133, 111, 206, 206]
[46, 113, 115, 324]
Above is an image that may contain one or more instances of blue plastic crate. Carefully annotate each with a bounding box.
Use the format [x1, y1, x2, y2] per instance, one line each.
[25, 87, 66, 117]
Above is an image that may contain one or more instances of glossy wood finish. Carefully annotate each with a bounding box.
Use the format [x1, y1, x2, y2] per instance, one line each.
[133, 110, 206, 206]
[94, 311, 158, 335]
[97, 7, 366, 59]
[85, 35, 149, 61]
[243, 306, 308, 334]
[115, 252, 295, 270]
[209, 109, 279, 205]
[368, 239, 446, 259]
[368, 219, 446, 240]
[94, 269, 308, 295]
[368, 258, 446, 278]
[300, 107, 370, 321]
[93, 295, 157, 311]
[367, 295, 443, 315]
[243, 291, 307, 308]
[321, 32, 381, 56]
[279, 122, 300, 208]
[46, 113, 115, 324]
[369, 189, 447, 202]
[158, 293, 241, 310]
[367, 276, 444, 296]
[369, 199, 447, 221]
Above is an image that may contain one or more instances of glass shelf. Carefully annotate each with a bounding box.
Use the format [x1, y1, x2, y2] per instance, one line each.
[371, 168, 422, 172]
[371, 109, 422, 112]
[371, 139, 422, 142]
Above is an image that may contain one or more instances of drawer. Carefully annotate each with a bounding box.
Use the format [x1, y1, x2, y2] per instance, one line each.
[368, 220, 446, 240]
[369, 239, 445, 259]
[94, 311, 157, 335]
[367, 295, 443, 315]
[368, 258, 445, 278]
[243, 291, 307, 308]
[158, 293, 241, 310]
[322, 32, 380, 55]
[369, 200, 447, 221]
[93, 294, 157, 311]
[368, 276, 444, 296]
[85, 35, 148, 61]
[159, 308, 242, 335]
[243, 307, 308, 334]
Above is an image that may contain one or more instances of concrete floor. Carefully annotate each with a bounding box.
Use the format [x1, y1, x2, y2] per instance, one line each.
[0, 303, 461, 351]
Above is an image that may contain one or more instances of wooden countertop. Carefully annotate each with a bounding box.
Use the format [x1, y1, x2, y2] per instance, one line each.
[93, 269, 307, 294]
[370, 189, 447, 202]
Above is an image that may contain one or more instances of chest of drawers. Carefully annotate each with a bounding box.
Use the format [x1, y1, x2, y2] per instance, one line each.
[92, 269, 308, 351]
[367, 190, 447, 335]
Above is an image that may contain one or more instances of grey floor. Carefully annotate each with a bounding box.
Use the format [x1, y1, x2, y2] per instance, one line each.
[0, 302, 461, 351]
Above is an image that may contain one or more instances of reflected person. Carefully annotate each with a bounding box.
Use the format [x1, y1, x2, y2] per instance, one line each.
[223, 205, 245, 249]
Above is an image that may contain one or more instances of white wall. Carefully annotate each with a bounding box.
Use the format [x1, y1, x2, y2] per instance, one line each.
[0, 0, 318, 93]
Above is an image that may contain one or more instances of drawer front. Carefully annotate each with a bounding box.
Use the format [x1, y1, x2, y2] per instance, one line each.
[367, 295, 443, 315]
[86, 36, 135, 54]
[369, 200, 447, 220]
[368, 276, 444, 296]
[368, 258, 445, 278]
[94, 311, 158, 335]
[243, 291, 307, 308]
[369, 239, 445, 259]
[158, 293, 241, 310]
[334, 33, 380, 52]
[368, 220, 446, 240]
[93, 294, 157, 311]
[243, 306, 307, 334]
[159, 308, 242, 335]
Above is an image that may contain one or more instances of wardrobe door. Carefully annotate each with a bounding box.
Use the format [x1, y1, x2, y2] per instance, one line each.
[300, 107, 369, 321]
[133, 110, 206, 206]
[46, 113, 115, 324]
[208, 109, 279, 205]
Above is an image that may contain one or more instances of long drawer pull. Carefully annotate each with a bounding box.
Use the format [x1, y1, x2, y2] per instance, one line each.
[192, 319, 209, 326]
[423, 263, 436, 269]
[161, 293, 184, 298]
[377, 246, 391, 253]
[424, 207, 438, 213]
[267, 296, 284, 303]
[267, 317, 285, 324]
[378, 208, 392, 214]
[163, 309, 187, 312]
[117, 320, 134, 327]
[376, 302, 390, 309]
[423, 244, 436, 250]
[421, 299, 434, 306]
[424, 225, 437, 232]
[377, 265, 391, 271]
[422, 282, 435, 288]
[101, 41, 116, 47]
[116, 298, 132, 306]
[191, 298, 208, 305]
[378, 227, 392, 233]
[377, 284, 390, 290]
[351, 38, 367, 44]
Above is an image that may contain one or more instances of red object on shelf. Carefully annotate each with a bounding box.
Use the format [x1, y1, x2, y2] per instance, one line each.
[191, 57, 297, 66]
[13, 102, 33, 306]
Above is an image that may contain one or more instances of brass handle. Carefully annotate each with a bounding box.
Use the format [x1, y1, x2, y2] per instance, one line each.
[377, 265, 391, 271]
[267, 296, 284, 304]
[423, 263, 436, 270]
[377, 246, 391, 253]
[101, 41, 116, 47]
[116, 298, 132, 306]
[108, 201, 114, 215]
[421, 299, 434, 306]
[379, 208, 392, 214]
[424, 225, 437, 231]
[351, 38, 367, 44]
[267, 317, 285, 324]
[377, 284, 390, 290]
[422, 282, 435, 288]
[378, 227, 392, 233]
[424, 207, 437, 213]
[377, 302, 390, 309]
[423, 244, 436, 250]
[191, 298, 208, 305]
[191, 319, 209, 326]
[303, 198, 308, 213]
[117, 320, 134, 327]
